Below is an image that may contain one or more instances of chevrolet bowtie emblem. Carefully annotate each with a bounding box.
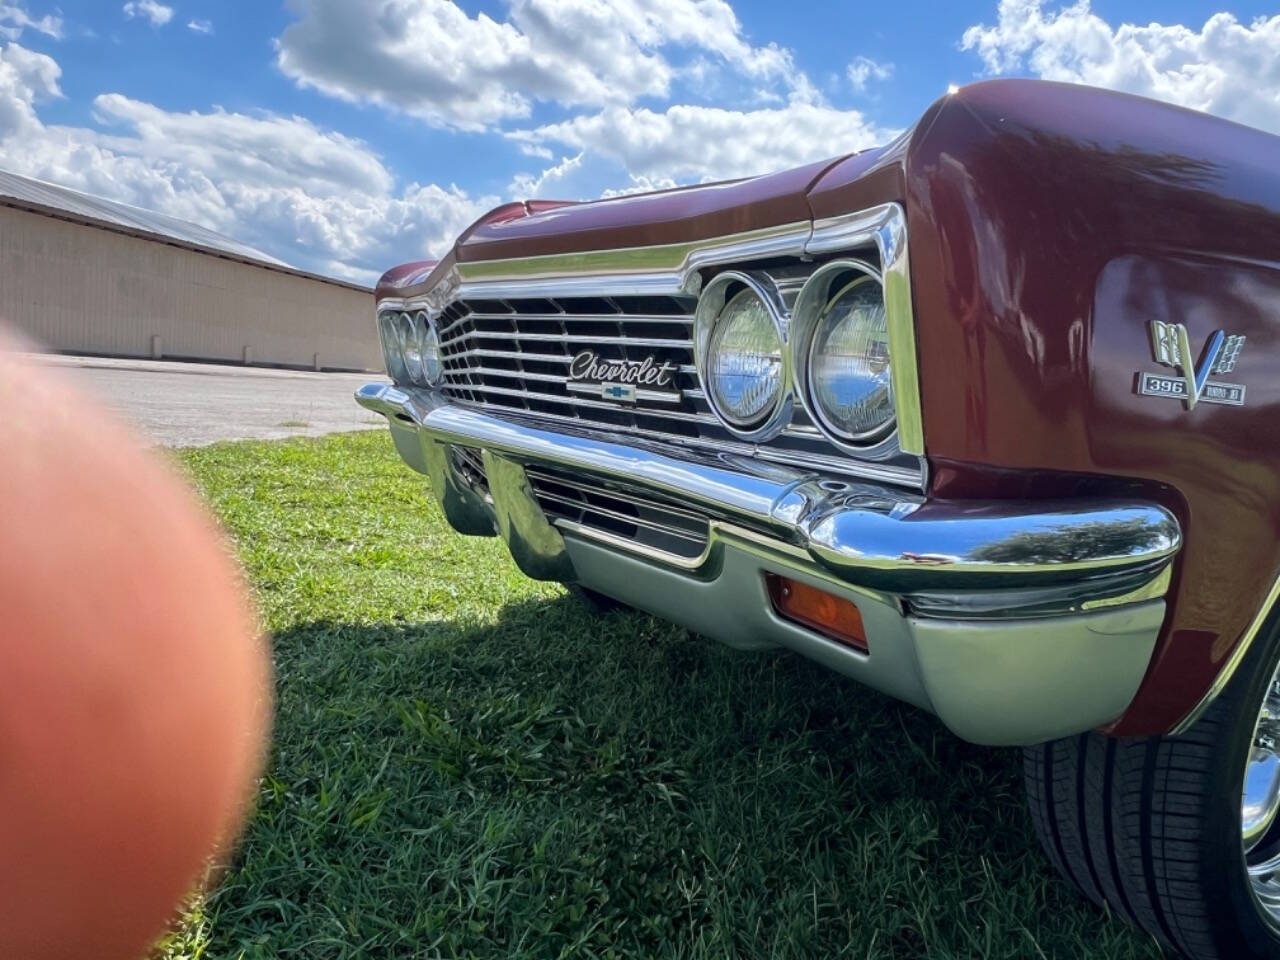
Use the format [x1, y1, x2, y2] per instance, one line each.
[1138, 321, 1246, 410]
[601, 383, 637, 402]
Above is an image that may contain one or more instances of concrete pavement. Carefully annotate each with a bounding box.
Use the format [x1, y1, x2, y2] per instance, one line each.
[32, 354, 388, 447]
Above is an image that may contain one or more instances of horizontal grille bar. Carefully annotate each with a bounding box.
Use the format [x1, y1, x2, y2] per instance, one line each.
[443, 347, 698, 375]
[525, 466, 711, 560]
[565, 382, 682, 404]
[468, 311, 695, 325]
[525, 469, 708, 526]
[442, 366, 565, 385]
[537, 490, 706, 545]
[462, 331, 691, 349]
[441, 382, 721, 426]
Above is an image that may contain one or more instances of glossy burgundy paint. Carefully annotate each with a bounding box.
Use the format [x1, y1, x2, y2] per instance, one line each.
[375, 200, 579, 301]
[457, 156, 851, 263]
[375, 260, 438, 301]
[379, 79, 1280, 735]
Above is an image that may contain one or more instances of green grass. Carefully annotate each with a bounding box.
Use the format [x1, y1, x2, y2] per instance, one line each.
[164, 431, 1163, 959]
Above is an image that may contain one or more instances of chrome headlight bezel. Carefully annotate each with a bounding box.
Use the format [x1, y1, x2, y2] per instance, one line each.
[397, 312, 424, 384]
[693, 270, 793, 441]
[379, 311, 408, 383]
[415, 310, 443, 386]
[790, 259, 897, 450]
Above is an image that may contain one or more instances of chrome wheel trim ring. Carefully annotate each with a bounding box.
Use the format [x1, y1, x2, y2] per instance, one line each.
[1244, 668, 1280, 926]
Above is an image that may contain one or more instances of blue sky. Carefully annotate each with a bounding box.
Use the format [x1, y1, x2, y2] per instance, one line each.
[2, 0, 1277, 283]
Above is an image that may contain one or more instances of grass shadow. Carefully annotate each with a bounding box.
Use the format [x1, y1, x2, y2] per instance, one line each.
[204, 592, 1162, 960]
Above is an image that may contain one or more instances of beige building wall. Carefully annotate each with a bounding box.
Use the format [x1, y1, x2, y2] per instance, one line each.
[0, 204, 381, 371]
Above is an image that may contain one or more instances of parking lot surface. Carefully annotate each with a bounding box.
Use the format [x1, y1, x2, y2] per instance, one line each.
[34, 354, 387, 447]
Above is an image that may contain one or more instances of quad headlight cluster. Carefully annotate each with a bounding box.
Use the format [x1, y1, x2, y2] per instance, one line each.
[695, 259, 896, 448]
[378, 311, 442, 387]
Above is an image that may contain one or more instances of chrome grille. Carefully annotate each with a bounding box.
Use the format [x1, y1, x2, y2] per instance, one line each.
[435, 293, 848, 468]
[526, 466, 710, 561]
[437, 295, 707, 438]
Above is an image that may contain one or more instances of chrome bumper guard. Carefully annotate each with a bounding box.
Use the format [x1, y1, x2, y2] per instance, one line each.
[359, 383, 1181, 747]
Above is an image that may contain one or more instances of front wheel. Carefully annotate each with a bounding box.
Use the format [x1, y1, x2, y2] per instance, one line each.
[1025, 616, 1280, 959]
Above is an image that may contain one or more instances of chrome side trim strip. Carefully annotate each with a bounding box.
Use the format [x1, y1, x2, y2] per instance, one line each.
[456, 221, 812, 290]
[1171, 570, 1280, 735]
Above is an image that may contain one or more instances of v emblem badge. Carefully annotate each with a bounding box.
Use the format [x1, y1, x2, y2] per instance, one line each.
[1140, 321, 1246, 410]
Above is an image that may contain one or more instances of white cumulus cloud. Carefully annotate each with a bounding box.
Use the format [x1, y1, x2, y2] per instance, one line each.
[0, 42, 494, 284]
[187, 19, 213, 35]
[962, 1, 1280, 134]
[123, 1, 174, 27]
[0, 3, 61, 40]
[508, 151, 587, 199]
[274, 0, 805, 131]
[0, 41, 60, 134]
[509, 100, 896, 187]
[847, 56, 892, 92]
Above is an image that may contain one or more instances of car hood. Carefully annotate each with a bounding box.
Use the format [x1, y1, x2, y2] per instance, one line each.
[375, 150, 913, 301]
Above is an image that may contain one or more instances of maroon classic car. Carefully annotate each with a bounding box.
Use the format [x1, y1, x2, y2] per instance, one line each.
[358, 79, 1280, 958]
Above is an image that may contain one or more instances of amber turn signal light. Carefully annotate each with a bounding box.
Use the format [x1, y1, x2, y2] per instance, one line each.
[765, 573, 869, 653]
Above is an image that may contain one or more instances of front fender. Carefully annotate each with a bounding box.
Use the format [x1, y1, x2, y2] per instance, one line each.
[836, 80, 1280, 735]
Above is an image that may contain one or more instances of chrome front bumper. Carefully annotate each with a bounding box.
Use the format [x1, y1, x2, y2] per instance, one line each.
[358, 382, 1181, 746]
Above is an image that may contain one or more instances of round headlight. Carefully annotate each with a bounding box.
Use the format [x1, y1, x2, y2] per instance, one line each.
[707, 289, 783, 427]
[379, 312, 408, 382]
[807, 277, 894, 441]
[417, 311, 442, 385]
[694, 272, 791, 438]
[398, 312, 423, 383]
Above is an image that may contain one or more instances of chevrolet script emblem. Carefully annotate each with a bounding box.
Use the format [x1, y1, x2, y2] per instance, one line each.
[1138, 321, 1246, 409]
[567, 350, 678, 405]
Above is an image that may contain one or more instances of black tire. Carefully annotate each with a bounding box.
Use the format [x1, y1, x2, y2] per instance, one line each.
[1024, 615, 1280, 959]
